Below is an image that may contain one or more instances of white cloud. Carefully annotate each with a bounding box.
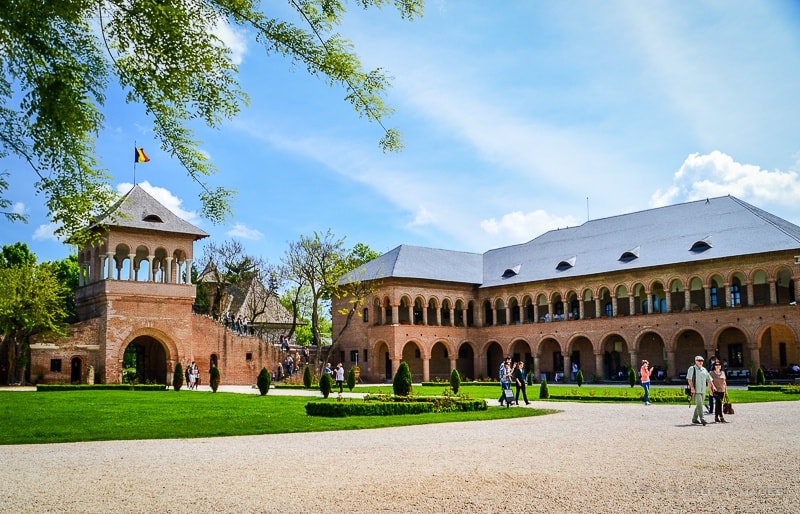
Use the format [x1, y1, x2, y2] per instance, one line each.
[212, 17, 248, 65]
[117, 181, 201, 224]
[32, 222, 60, 242]
[480, 209, 579, 243]
[407, 205, 436, 227]
[651, 151, 800, 207]
[226, 222, 263, 240]
[12, 202, 25, 215]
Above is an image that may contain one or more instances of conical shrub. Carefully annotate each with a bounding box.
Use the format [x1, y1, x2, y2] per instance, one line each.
[346, 367, 356, 391]
[173, 362, 184, 391]
[257, 367, 271, 395]
[209, 366, 220, 392]
[449, 368, 461, 394]
[393, 361, 413, 396]
[539, 378, 549, 399]
[319, 372, 333, 398]
[576, 369, 584, 387]
[303, 365, 312, 389]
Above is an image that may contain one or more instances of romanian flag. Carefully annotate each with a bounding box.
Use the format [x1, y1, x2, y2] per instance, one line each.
[134, 148, 150, 163]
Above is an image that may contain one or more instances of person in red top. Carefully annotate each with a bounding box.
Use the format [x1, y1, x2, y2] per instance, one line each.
[640, 359, 654, 405]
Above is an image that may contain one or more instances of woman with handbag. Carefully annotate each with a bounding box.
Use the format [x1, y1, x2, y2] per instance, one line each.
[709, 361, 728, 423]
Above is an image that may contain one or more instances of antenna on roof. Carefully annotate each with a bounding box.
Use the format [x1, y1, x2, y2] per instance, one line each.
[586, 197, 590, 221]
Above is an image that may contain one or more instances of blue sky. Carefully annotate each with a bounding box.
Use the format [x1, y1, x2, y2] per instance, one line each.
[4, 1, 800, 268]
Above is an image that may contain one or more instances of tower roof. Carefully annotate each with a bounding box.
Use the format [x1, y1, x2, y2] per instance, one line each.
[93, 184, 208, 240]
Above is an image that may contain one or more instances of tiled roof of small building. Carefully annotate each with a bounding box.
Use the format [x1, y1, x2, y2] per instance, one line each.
[342, 195, 800, 288]
[93, 184, 208, 239]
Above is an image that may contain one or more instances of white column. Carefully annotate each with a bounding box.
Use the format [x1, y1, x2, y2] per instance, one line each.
[105, 252, 114, 280]
[128, 254, 136, 281]
[165, 257, 173, 284]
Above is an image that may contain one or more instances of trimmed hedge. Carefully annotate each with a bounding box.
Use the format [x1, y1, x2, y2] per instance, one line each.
[36, 384, 165, 392]
[305, 396, 487, 417]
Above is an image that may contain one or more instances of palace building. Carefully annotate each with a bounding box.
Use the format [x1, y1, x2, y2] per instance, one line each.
[332, 196, 800, 384]
[28, 185, 281, 386]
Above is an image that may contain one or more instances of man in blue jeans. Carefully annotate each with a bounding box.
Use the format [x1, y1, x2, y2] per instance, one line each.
[687, 356, 715, 425]
[498, 357, 512, 405]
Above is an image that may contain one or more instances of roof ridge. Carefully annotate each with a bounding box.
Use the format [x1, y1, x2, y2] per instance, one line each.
[729, 195, 800, 244]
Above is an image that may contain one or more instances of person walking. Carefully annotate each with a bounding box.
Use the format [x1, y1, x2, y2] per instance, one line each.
[513, 361, 530, 405]
[498, 357, 512, 406]
[687, 356, 715, 425]
[640, 359, 653, 405]
[709, 360, 728, 423]
[335, 363, 345, 393]
[706, 356, 718, 414]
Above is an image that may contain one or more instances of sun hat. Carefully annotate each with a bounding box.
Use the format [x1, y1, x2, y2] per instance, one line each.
[694, 355, 704, 361]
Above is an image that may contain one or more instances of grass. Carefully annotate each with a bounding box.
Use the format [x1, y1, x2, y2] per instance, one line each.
[0, 390, 555, 445]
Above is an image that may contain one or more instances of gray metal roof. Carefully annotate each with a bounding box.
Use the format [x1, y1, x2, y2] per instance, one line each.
[340, 244, 483, 285]
[93, 185, 209, 239]
[482, 195, 800, 287]
[342, 195, 800, 288]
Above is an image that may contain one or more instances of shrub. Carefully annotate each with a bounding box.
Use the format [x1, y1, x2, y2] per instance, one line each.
[576, 369, 584, 387]
[628, 367, 637, 388]
[393, 361, 413, 396]
[257, 367, 271, 395]
[346, 367, 356, 391]
[209, 366, 220, 392]
[319, 372, 333, 398]
[303, 365, 312, 389]
[756, 367, 765, 385]
[539, 378, 549, 399]
[172, 363, 184, 391]
[449, 368, 461, 394]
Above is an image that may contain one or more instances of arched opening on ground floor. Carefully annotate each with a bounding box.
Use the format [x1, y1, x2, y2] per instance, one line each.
[374, 341, 391, 381]
[122, 336, 168, 384]
[602, 335, 629, 380]
[715, 326, 749, 370]
[638, 332, 666, 379]
[429, 340, 451, 381]
[401, 341, 423, 382]
[456, 342, 475, 381]
[538, 338, 563, 382]
[758, 324, 800, 377]
[675, 329, 705, 373]
[568, 336, 594, 379]
[485, 341, 504, 380]
[510, 339, 532, 372]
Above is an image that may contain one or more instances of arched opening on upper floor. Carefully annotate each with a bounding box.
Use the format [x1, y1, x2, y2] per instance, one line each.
[454, 299, 465, 327]
[429, 340, 451, 380]
[509, 297, 520, 324]
[495, 298, 507, 326]
[536, 294, 548, 321]
[566, 291, 579, 320]
[466, 300, 476, 327]
[153, 247, 168, 283]
[383, 298, 393, 324]
[615, 285, 630, 316]
[523, 295, 534, 323]
[551, 292, 564, 321]
[710, 274, 726, 308]
[134, 245, 150, 281]
[643, 281, 666, 314]
[669, 278, 685, 312]
[776, 266, 795, 304]
[413, 297, 424, 325]
[581, 289, 596, 319]
[752, 270, 769, 305]
[372, 298, 382, 325]
[401, 341, 423, 382]
[730, 272, 746, 307]
[632, 282, 645, 315]
[599, 287, 612, 317]
[398, 297, 411, 325]
[427, 298, 438, 325]
[456, 342, 475, 381]
[689, 277, 704, 310]
[441, 298, 452, 326]
[602, 334, 629, 380]
[483, 300, 494, 326]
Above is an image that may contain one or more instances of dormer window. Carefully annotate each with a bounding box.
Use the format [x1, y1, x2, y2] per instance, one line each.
[556, 256, 576, 271]
[502, 265, 521, 279]
[690, 238, 712, 253]
[142, 214, 164, 223]
[619, 246, 640, 263]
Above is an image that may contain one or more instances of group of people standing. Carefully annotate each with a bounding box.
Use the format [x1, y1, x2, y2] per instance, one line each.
[184, 361, 200, 390]
[498, 356, 530, 406]
[323, 362, 346, 393]
[687, 355, 728, 425]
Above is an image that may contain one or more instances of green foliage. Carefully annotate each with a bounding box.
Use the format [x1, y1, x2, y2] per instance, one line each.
[628, 367, 637, 388]
[449, 368, 461, 394]
[576, 369, 584, 387]
[173, 363, 184, 391]
[210, 366, 220, 392]
[393, 361, 413, 396]
[0, 2, 422, 242]
[347, 366, 357, 391]
[319, 372, 333, 398]
[257, 367, 271, 395]
[539, 378, 550, 399]
[303, 365, 312, 389]
[756, 367, 766, 385]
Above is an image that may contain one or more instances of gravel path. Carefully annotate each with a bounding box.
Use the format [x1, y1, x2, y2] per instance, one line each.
[1, 389, 798, 513]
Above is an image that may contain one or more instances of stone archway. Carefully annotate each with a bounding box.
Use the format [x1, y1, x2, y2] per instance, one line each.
[429, 341, 451, 380]
[401, 341, 423, 382]
[456, 342, 475, 381]
[122, 336, 168, 384]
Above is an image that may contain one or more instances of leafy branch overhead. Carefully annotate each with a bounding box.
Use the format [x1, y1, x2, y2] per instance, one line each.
[0, 0, 423, 243]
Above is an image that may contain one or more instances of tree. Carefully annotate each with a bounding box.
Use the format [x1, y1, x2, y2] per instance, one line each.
[0, 1, 422, 246]
[198, 239, 262, 317]
[0, 244, 69, 384]
[257, 367, 271, 395]
[449, 368, 461, 394]
[393, 361, 412, 396]
[173, 362, 184, 391]
[209, 366, 221, 392]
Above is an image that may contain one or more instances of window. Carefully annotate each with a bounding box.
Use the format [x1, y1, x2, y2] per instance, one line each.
[363, 349, 368, 364]
[245, 353, 253, 361]
[362, 308, 369, 323]
[604, 302, 613, 317]
[350, 350, 359, 363]
[50, 359, 62, 372]
[710, 286, 718, 307]
[730, 284, 741, 306]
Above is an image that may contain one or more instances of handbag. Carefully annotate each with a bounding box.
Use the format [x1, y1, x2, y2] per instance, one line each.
[722, 393, 734, 415]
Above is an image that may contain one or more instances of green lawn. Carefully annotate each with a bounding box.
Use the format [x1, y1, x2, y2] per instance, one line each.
[0, 390, 554, 445]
